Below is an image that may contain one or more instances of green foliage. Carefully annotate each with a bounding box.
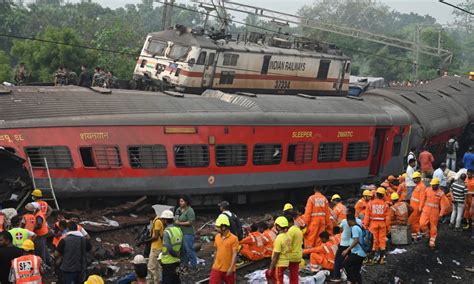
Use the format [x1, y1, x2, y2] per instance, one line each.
[0, 50, 12, 83]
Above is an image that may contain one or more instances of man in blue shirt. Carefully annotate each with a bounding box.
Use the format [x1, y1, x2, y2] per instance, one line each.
[329, 209, 362, 282]
[342, 213, 366, 284]
[463, 147, 474, 171]
[433, 163, 448, 192]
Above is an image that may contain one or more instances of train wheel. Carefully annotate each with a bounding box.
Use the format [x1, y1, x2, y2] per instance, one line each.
[128, 80, 138, 90]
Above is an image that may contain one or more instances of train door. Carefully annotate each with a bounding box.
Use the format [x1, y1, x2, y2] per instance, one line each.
[369, 128, 388, 176]
[202, 51, 216, 88]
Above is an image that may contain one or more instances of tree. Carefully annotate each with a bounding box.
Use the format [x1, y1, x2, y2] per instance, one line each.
[0, 50, 12, 83]
[10, 27, 97, 82]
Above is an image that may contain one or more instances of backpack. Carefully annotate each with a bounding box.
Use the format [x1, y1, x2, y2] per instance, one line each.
[353, 224, 373, 254]
[223, 212, 244, 240]
[447, 141, 455, 155]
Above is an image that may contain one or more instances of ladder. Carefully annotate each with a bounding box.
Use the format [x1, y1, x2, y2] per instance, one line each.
[17, 157, 60, 211]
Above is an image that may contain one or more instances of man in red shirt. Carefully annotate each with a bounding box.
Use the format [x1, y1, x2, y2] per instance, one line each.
[419, 148, 435, 178]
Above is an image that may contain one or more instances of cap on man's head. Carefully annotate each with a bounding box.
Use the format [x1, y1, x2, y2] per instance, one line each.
[131, 254, 146, 264]
[218, 201, 230, 209]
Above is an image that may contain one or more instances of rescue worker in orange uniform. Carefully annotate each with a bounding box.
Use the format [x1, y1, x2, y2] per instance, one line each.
[303, 186, 331, 248]
[239, 222, 268, 261]
[380, 182, 395, 203]
[397, 173, 408, 201]
[408, 172, 426, 240]
[21, 209, 36, 233]
[303, 231, 337, 271]
[31, 189, 52, 217]
[390, 193, 412, 226]
[25, 203, 49, 267]
[364, 187, 391, 265]
[331, 194, 347, 226]
[355, 190, 373, 220]
[262, 223, 278, 257]
[419, 178, 449, 248]
[10, 239, 43, 283]
[383, 175, 399, 192]
[464, 169, 474, 229]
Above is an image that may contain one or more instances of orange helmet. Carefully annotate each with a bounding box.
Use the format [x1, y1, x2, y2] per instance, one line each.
[388, 175, 396, 181]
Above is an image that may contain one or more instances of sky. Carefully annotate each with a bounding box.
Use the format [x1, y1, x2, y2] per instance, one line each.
[81, 0, 462, 25]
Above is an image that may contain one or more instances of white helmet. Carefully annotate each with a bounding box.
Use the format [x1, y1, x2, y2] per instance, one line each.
[160, 209, 174, 219]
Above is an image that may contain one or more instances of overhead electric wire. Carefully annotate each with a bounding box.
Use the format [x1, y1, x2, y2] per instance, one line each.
[439, 0, 474, 15]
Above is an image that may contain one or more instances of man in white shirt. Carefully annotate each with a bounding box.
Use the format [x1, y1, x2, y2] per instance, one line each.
[406, 158, 417, 200]
[433, 163, 448, 192]
[446, 138, 459, 171]
[407, 148, 417, 169]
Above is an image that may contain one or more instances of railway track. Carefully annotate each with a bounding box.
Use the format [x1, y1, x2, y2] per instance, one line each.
[194, 259, 270, 283]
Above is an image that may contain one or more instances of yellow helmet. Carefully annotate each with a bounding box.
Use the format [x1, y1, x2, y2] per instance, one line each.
[215, 215, 230, 227]
[402, 173, 407, 178]
[362, 190, 373, 197]
[412, 172, 422, 179]
[390, 192, 400, 200]
[283, 203, 293, 212]
[22, 239, 35, 251]
[274, 216, 289, 228]
[331, 194, 341, 201]
[84, 275, 105, 284]
[376, 187, 386, 195]
[31, 189, 42, 198]
[430, 178, 440, 185]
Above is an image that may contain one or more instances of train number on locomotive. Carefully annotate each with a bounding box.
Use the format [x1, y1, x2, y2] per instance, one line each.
[274, 80, 291, 89]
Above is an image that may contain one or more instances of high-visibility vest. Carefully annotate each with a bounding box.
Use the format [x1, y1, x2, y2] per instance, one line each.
[36, 200, 49, 216]
[11, 255, 42, 284]
[9, 228, 31, 248]
[22, 214, 36, 232]
[34, 212, 48, 236]
[161, 226, 183, 265]
[365, 199, 389, 224]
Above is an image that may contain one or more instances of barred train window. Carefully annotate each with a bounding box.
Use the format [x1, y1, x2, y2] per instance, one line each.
[174, 145, 209, 168]
[317, 143, 342, 162]
[128, 145, 168, 169]
[80, 146, 122, 169]
[25, 146, 73, 169]
[287, 143, 313, 164]
[392, 135, 402, 157]
[253, 144, 282, 165]
[223, 54, 239, 66]
[215, 144, 247, 167]
[346, 142, 370, 161]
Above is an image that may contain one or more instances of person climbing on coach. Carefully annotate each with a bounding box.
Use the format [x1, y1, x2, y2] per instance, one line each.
[355, 190, 372, 220]
[419, 147, 435, 178]
[284, 210, 303, 284]
[209, 215, 239, 284]
[390, 193, 412, 226]
[265, 216, 292, 284]
[331, 194, 347, 225]
[408, 171, 426, 240]
[446, 136, 459, 171]
[303, 186, 331, 249]
[31, 189, 52, 217]
[10, 239, 43, 284]
[419, 178, 449, 249]
[364, 187, 390, 265]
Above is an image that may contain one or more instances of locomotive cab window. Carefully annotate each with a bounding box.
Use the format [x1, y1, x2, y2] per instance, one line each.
[392, 135, 402, 157]
[168, 44, 190, 61]
[174, 145, 209, 168]
[146, 39, 167, 56]
[25, 146, 73, 169]
[80, 146, 122, 169]
[223, 54, 239, 66]
[316, 60, 331, 80]
[197, 51, 207, 65]
[207, 53, 216, 66]
[128, 145, 168, 169]
[215, 144, 248, 167]
[317, 142, 342, 162]
[346, 142, 370, 161]
[253, 144, 282, 165]
[287, 143, 313, 164]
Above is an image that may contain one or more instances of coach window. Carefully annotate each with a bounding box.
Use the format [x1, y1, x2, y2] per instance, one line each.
[253, 144, 282, 165]
[346, 142, 370, 161]
[197, 51, 207, 65]
[219, 71, 235, 85]
[79, 145, 122, 169]
[223, 54, 239, 66]
[392, 135, 402, 157]
[25, 146, 73, 169]
[215, 144, 248, 167]
[128, 145, 168, 169]
[317, 142, 342, 162]
[261, 55, 271, 75]
[316, 60, 331, 80]
[174, 145, 209, 168]
[207, 53, 216, 66]
[287, 142, 313, 164]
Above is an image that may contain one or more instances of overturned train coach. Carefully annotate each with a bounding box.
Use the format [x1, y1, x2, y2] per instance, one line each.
[0, 76, 473, 203]
[132, 28, 350, 96]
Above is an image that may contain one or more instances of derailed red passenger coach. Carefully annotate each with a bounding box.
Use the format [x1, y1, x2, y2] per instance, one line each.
[0, 76, 473, 200]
